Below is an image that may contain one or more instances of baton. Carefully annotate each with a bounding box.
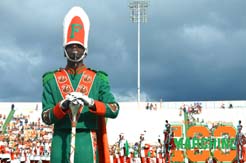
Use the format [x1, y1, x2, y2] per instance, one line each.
[68, 100, 83, 163]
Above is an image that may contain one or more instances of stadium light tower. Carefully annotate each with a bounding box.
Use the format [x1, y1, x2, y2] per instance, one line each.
[128, 0, 149, 103]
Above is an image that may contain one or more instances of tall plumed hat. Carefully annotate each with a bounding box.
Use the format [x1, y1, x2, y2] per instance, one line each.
[63, 6, 90, 52]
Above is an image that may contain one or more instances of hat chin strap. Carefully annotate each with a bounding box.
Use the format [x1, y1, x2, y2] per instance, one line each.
[64, 49, 87, 62]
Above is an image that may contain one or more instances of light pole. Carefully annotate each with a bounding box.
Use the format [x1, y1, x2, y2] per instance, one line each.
[129, 0, 148, 103]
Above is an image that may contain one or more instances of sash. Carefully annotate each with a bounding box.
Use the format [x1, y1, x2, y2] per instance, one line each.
[54, 69, 96, 99]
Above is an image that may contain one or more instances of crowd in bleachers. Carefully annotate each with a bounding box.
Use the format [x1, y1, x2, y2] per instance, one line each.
[0, 102, 246, 163]
[0, 112, 52, 163]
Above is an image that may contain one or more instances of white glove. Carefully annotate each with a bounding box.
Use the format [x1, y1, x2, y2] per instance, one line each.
[69, 92, 94, 107]
[60, 94, 83, 111]
[60, 94, 73, 111]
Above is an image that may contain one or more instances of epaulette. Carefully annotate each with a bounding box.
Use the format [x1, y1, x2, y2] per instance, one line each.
[97, 70, 108, 76]
[87, 68, 108, 81]
[97, 70, 109, 82]
[87, 68, 97, 73]
[42, 69, 60, 84]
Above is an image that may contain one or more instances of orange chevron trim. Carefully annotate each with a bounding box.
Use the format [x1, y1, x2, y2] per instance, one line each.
[54, 69, 96, 119]
[54, 69, 74, 99]
[54, 69, 96, 98]
[75, 69, 96, 95]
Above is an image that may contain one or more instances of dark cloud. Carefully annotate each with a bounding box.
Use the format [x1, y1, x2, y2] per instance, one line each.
[0, 0, 246, 102]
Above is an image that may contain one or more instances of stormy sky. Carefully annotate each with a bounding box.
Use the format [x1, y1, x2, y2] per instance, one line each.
[0, 0, 246, 102]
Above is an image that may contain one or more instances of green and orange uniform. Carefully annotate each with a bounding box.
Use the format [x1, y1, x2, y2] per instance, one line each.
[41, 66, 119, 163]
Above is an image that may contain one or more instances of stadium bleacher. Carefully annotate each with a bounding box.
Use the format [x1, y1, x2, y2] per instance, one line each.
[0, 101, 245, 163]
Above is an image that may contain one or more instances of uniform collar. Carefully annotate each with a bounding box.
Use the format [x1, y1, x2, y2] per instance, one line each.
[65, 64, 87, 74]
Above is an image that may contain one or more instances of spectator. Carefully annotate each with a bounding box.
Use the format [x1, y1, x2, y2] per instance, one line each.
[153, 104, 157, 111]
[150, 103, 153, 110]
[146, 103, 150, 110]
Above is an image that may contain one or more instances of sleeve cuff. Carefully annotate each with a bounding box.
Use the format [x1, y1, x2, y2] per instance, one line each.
[90, 100, 106, 115]
[53, 103, 66, 119]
